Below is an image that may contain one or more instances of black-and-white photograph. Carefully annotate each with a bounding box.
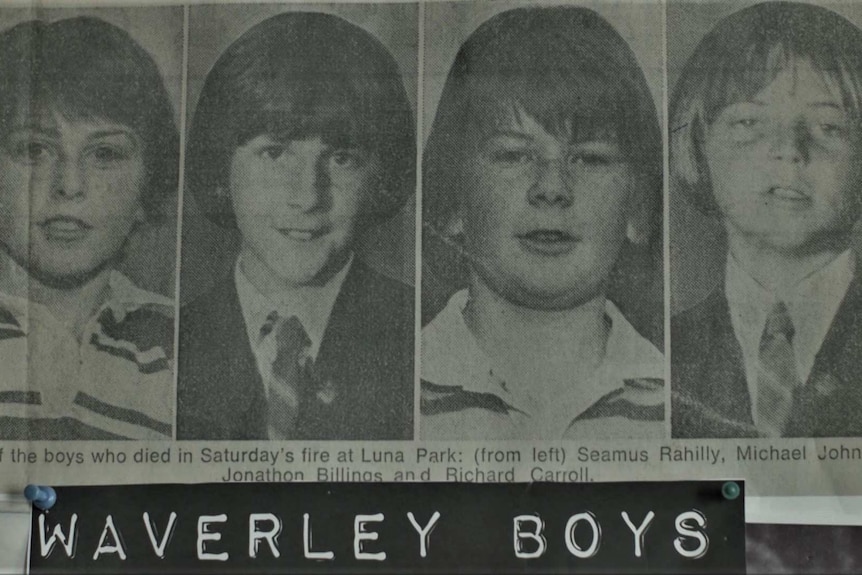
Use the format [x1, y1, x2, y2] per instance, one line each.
[0, 7, 182, 440]
[176, 5, 417, 440]
[419, 3, 665, 440]
[669, 1, 862, 438]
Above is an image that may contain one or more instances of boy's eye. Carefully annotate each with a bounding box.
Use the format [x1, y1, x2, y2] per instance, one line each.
[89, 145, 131, 165]
[330, 149, 365, 169]
[10, 139, 53, 164]
[488, 149, 534, 166]
[567, 142, 623, 169]
[721, 116, 763, 142]
[733, 118, 759, 128]
[814, 122, 847, 139]
[260, 145, 286, 160]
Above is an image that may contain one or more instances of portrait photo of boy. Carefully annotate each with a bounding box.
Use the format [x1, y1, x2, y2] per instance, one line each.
[0, 11, 181, 439]
[420, 5, 665, 440]
[177, 9, 416, 440]
[670, 1, 862, 438]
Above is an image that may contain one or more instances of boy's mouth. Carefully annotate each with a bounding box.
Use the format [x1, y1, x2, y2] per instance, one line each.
[517, 229, 579, 255]
[765, 186, 811, 203]
[39, 216, 92, 241]
[276, 227, 329, 242]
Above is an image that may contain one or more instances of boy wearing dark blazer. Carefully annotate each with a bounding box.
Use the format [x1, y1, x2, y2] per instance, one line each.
[670, 2, 862, 438]
[177, 12, 415, 440]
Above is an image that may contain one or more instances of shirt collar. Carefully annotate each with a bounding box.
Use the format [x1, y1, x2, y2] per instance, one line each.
[422, 290, 491, 395]
[421, 289, 664, 408]
[0, 252, 171, 331]
[234, 254, 352, 360]
[106, 270, 173, 314]
[0, 252, 30, 302]
[724, 249, 855, 385]
[725, 250, 854, 342]
[726, 249, 855, 304]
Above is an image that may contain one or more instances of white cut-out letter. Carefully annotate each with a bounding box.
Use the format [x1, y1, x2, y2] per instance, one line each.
[249, 513, 282, 558]
[197, 514, 228, 561]
[93, 515, 127, 560]
[621, 511, 655, 558]
[513, 514, 546, 559]
[674, 510, 709, 559]
[143, 512, 177, 559]
[407, 511, 441, 559]
[354, 513, 386, 561]
[38, 513, 78, 558]
[304, 513, 334, 560]
[565, 512, 601, 558]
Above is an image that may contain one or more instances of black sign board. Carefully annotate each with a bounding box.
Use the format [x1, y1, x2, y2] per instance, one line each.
[30, 481, 745, 574]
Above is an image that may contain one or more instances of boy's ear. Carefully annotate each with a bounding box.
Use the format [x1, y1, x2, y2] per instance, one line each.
[626, 174, 657, 246]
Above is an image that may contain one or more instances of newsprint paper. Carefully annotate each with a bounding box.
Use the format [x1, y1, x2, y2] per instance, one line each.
[2, 0, 862, 526]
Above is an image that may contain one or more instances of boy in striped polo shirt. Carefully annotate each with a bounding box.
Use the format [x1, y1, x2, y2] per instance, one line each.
[420, 6, 665, 440]
[0, 17, 179, 439]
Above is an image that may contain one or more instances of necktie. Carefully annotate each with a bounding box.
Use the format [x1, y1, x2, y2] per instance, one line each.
[756, 301, 801, 437]
[263, 314, 313, 440]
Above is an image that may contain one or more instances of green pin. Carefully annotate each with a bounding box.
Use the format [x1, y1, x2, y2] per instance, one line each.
[722, 481, 740, 500]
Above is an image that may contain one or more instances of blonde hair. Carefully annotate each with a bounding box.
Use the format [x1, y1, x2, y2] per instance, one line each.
[670, 1, 862, 214]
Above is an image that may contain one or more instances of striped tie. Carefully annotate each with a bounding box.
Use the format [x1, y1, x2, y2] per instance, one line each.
[263, 314, 313, 440]
[756, 301, 801, 437]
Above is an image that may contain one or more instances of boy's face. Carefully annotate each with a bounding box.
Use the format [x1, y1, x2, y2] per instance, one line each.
[462, 112, 634, 311]
[229, 135, 381, 288]
[704, 59, 862, 256]
[0, 111, 146, 285]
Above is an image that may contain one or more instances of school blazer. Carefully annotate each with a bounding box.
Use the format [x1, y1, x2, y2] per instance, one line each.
[176, 261, 414, 440]
[671, 274, 862, 438]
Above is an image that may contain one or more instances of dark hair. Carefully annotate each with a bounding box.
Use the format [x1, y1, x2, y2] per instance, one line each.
[0, 17, 179, 222]
[422, 6, 662, 233]
[187, 12, 416, 229]
[670, 1, 862, 214]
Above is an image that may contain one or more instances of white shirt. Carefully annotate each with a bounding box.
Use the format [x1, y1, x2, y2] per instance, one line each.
[0, 262, 174, 440]
[234, 255, 352, 400]
[725, 250, 855, 424]
[421, 289, 666, 440]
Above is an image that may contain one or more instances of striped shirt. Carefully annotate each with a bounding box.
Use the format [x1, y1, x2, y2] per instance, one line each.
[420, 290, 666, 440]
[0, 272, 174, 440]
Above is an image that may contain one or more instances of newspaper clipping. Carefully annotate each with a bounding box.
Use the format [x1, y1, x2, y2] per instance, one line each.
[2, 0, 862, 533]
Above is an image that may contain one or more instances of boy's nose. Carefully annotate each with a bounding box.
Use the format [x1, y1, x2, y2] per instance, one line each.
[528, 159, 574, 207]
[285, 154, 327, 211]
[768, 123, 810, 164]
[52, 159, 85, 200]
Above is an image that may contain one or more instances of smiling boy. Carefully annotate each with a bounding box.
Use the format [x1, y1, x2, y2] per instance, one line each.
[0, 17, 179, 439]
[176, 12, 415, 440]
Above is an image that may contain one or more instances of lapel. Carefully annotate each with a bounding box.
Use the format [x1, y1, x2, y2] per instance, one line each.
[314, 260, 368, 383]
[296, 261, 374, 438]
[296, 261, 414, 439]
[179, 262, 413, 440]
[702, 291, 755, 429]
[177, 276, 268, 439]
[787, 271, 862, 437]
[674, 259, 862, 438]
[672, 290, 756, 438]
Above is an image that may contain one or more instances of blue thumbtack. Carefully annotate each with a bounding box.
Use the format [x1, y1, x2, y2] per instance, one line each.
[24, 484, 57, 511]
[721, 481, 740, 501]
